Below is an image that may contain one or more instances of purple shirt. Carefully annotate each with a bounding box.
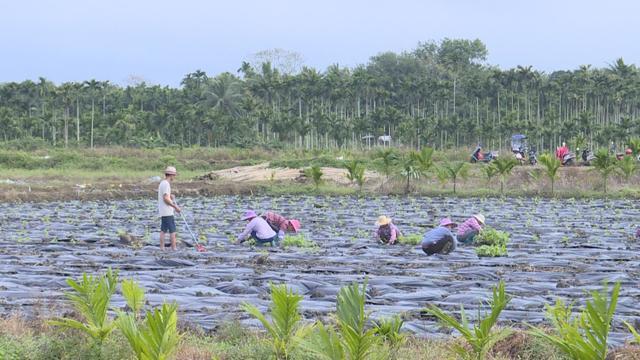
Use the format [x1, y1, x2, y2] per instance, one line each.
[237, 217, 277, 241]
[375, 223, 401, 243]
[457, 217, 482, 236]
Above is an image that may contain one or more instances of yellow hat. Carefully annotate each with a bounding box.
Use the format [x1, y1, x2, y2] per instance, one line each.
[376, 215, 392, 226]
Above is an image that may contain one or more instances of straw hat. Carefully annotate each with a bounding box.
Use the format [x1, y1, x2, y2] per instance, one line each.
[164, 166, 177, 175]
[288, 219, 301, 232]
[473, 214, 485, 225]
[375, 215, 392, 226]
[439, 218, 457, 227]
[241, 210, 257, 220]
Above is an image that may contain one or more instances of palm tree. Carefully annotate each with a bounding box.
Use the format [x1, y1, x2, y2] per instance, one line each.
[617, 155, 637, 183]
[400, 152, 421, 193]
[592, 148, 617, 194]
[539, 153, 561, 195]
[203, 73, 244, 119]
[490, 158, 517, 195]
[84, 79, 101, 148]
[376, 148, 397, 184]
[439, 161, 468, 194]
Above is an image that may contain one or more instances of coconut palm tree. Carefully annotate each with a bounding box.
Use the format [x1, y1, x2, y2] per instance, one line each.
[539, 153, 561, 195]
[592, 148, 617, 194]
[490, 158, 517, 195]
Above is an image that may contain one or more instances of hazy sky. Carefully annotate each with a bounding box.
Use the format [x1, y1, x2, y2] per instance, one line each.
[2, 0, 639, 86]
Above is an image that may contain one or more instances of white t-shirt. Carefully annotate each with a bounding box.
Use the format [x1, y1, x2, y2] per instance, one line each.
[158, 179, 174, 217]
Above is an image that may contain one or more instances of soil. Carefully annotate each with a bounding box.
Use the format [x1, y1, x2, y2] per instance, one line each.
[0, 195, 639, 345]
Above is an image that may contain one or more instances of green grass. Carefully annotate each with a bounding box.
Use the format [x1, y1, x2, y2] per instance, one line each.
[281, 234, 319, 249]
[398, 234, 422, 245]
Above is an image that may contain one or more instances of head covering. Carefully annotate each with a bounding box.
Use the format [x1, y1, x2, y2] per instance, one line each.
[242, 210, 257, 221]
[439, 218, 456, 227]
[473, 214, 485, 225]
[626, 148, 633, 155]
[288, 219, 301, 232]
[164, 166, 177, 175]
[376, 215, 392, 226]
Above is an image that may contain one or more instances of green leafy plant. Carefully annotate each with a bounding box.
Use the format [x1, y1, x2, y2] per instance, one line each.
[282, 234, 318, 249]
[439, 161, 469, 194]
[539, 153, 561, 195]
[489, 158, 517, 195]
[305, 165, 324, 189]
[617, 155, 637, 182]
[627, 137, 640, 157]
[482, 164, 497, 185]
[529, 282, 621, 360]
[375, 148, 398, 184]
[346, 160, 366, 191]
[304, 281, 385, 360]
[121, 278, 145, 318]
[623, 320, 640, 344]
[473, 227, 510, 247]
[242, 283, 309, 360]
[592, 148, 617, 194]
[49, 269, 119, 345]
[373, 315, 406, 355]
[116, 302, 180, 360]
[425, 280, 512, 360]
[475, 244, 507, 257]
[398, 234, 422, 245]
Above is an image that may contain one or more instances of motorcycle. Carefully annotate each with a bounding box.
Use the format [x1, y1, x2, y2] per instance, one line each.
[562, 152, 576, 166]
[470, 147, 498, 163]
[580, 148, 596, 166]
[528, 148, 538, 166]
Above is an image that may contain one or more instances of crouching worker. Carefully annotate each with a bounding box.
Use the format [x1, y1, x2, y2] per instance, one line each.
[421, 218, 457, 255]
[457, 214, 485, 244]
[262, 211, 301, 242]
[237, 210, 278, 246]
[374, 215, 401, 244]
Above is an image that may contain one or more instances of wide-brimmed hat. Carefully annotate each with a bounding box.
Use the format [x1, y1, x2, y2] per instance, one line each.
[164, 166, 177, 175]
[375, 215, 392, 226]
[439, 218, 457, 227]
[473, 214, 485, 225]
[288, 219, 301, 232]
[242, 210, 257, 220]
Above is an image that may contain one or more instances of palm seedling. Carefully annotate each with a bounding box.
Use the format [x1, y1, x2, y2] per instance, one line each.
[592, 148, 617, 194]
[375, 148, 397, 185]
[529, 282, 620, 360]
[121, 278, 145, 319]
[116, 302, 180, 360]
[489, 158, 517, 195]
[616, 155, 637, 182]
[373, 315, 406, 357]
[304, 281, 385, 360]
[49, 269, 119, 347]
[538, 153, 561, 195]
[439, 161, 469, 194]
[425, 280, 511, 360]
[305, 165, 323, 190]
[346, 160, 366, 192]
[242, 283, 309, 359]
[400, 148, 433, 194]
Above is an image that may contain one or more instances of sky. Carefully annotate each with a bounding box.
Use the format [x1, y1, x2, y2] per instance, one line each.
[1, 0, 639, 86]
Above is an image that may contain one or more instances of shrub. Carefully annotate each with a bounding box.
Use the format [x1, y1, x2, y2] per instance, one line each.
[474, 227, 510, 257]
[304, 165, 323, 189]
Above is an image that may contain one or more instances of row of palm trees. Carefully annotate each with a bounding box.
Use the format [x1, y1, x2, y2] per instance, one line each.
[1, 39, 640, 150]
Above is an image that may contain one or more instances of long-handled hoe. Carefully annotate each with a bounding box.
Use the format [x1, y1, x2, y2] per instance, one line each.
[175, 200, 206, 252]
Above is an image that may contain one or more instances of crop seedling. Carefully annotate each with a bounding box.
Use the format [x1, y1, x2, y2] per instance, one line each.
[373, 315, 406, 357]
[425, 280, 512, 360]
[473, 227, 509, 257]
[282, 234, 318, 249]
[242, 283, 310, 360]
[398, 234, 422, 245]
[116, 302, 180, 360]
[529, 282, 621, 360]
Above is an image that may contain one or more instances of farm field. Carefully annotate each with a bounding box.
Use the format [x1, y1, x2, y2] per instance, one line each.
[1, 195, 639, 347]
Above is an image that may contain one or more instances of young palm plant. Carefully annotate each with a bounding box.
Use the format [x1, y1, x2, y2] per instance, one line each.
[49, 269, 119, 346]
[439, 161, 469, 194]
[116, 302, 180, 360]
[538, 153, 561, 195]
[592, 148, 617, 194]
[617, 155, 637, 183]
[304, 281, 386, 360]
[529, 282, 620, 360]
[121, 278, 145, 319]
[346, 160, 366, 192]
[373, 315, 406, 358]
[305, 165, 323, 190]
[425, 280, 511, 360]
[376, 148, 397, 185]
[400, 152, 421, 194]
[489, 158, 517, 195]
[242, 283, 309, 360]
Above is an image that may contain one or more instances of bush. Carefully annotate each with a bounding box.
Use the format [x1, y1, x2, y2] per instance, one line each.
[474, 227, 510, 257]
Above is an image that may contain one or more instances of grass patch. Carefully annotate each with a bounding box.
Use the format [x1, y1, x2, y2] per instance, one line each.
[398, 234, 422, 245]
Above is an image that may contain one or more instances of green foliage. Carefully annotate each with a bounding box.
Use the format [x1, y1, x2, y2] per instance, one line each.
[121, 279, 145, 318]
[281, 234, 318, 249]
[398, 234, 422, 245]
[489, 158, 517, 195]
[346, 160, 366, 191]
[616, 155, 637, 182]
[373, 315, 406, 351]
[241, 283, 308, 359]
[49, 269, 119, 344]
[304, 281, 386, 360]
[592, 148, 617, 194]
[623, 320, 640, 344]
[375, 148, 398, 182]
[539, 152, 561, 195]
[399, 149, 433, 193]
[425, 280, 512, 360]
[439, 161, 469, 193]
[305, 165, 324, 189]
[116, 302, 180, 360]
[473, 227, 510, 247]
[475, 244, 507, 257]
[627, 138, 640, 157]
[529, 282, 621, 360]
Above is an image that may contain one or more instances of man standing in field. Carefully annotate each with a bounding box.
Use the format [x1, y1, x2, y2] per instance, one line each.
[158, 166, 181, 250]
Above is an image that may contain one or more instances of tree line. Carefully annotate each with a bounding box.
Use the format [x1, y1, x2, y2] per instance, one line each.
[1, 38, 639, 152]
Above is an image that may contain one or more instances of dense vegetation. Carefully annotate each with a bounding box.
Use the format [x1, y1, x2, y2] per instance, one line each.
[1, 39, 639, 151]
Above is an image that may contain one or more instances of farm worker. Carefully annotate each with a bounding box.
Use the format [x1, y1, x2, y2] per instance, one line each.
[237, 210, 279, 246]
[421, 218, 457, 255]
[262, 211, 302, 241]
[555, 142, 569, 160]
[374, 215, 401, 245]
[457, 214, 485, 244]
[158, 166, 181, 251]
